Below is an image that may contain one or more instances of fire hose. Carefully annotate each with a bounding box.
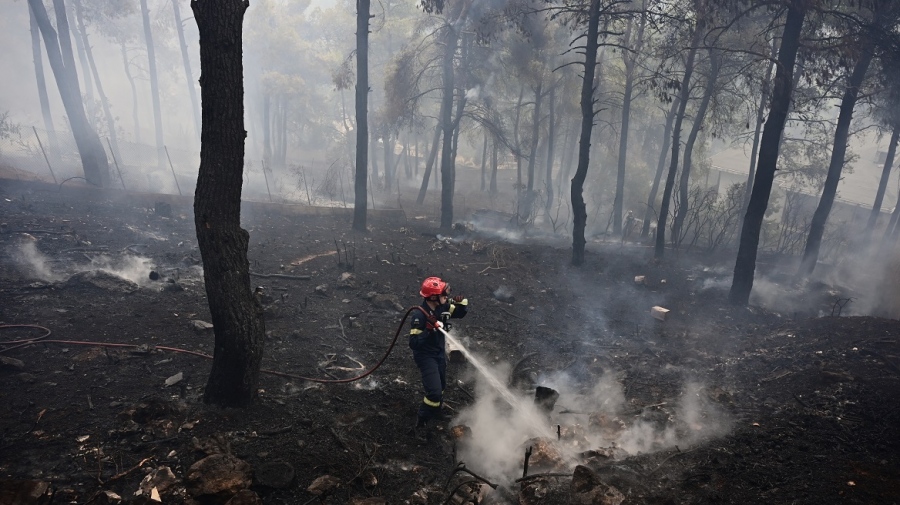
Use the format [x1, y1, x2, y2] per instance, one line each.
[0, 306, 431, 384]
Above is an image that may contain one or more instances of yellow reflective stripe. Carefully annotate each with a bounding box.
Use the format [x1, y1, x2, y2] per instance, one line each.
[449, 305, 456, 315]
[423, 396, 441, 407]
[410, 328, 424, 335]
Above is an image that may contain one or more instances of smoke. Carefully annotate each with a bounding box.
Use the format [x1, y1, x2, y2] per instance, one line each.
[454, 349, 732, 484]
[11, 240, 63, 282]
[10, 241, 153, 287]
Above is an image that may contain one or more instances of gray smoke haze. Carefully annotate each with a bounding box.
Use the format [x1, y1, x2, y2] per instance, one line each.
[11, 241, 153, 287]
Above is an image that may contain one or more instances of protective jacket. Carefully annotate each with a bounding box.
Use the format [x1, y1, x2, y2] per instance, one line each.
[409, 298, 468, 422]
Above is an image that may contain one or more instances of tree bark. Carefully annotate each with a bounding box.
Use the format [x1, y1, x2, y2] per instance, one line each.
[353, 0, 370, 231]
[192, 0, 265, 407]
[655, 23, 702, 259]
[29, 0, 109, 187]
[173, 0, 202, 141]
[69, 0, 92, 101]
[416, 112, 443, 204]
[140, 0, 166, 169]
[614, 9, 645, 235]
[545, 84, 556, 213]
[571, 0, 601, 266]
[729, 4, 806, 305]
[673, 49, 720, 245]
[480, 130, 488, 191]
[798, 46, 873, 277]
[867, 127, 899, 234]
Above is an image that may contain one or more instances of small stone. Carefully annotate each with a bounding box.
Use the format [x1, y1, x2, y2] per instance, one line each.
[164, 372, 183, 387]
[190, 320, 214, 333]
[18, 373, 36, 384]
[315, 284, 329, 296]
[307, 475, 341, 496]
[0, 355, 26, 371]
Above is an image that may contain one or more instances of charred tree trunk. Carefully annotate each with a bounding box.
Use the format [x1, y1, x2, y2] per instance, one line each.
[30, 5, 59, 152]
[173, 0, 202, 141]
[262, 93, 272, 165]
[140, 0, 166, 169]
[655, 23, 702, 259]
[191, 0, 265, 407]
[730, 4, 806, 305]
[798, 46, 873, 277]
[490, 139, 498, 195]
[522, 81, 543, 221]
[571, 0, 601, 266]
[514, 84, 525, 199]
[480, 130, 488, 191]
[353, 0, 370, 231]
[416, 113, 442, 204]
[439, 22, 459, 230]
[29, 0, 109, 187]
[69, 1, 92, 101]
[673, 49, 720, 245]
[642, 99, 678, 238]
[867, 127, 899, 234]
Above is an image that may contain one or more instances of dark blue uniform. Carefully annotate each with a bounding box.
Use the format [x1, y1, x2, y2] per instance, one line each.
[409, 298, 468, 423]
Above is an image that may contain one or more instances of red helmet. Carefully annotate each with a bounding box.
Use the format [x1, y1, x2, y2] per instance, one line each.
[419, 276, 449, 298]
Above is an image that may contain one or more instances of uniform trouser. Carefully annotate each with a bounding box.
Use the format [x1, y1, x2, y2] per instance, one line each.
[413, 350, 446, 420]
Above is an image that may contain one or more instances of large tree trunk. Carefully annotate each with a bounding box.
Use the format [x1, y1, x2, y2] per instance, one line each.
[729, 4, 807, 305]
[73, 0, 121, 166]
[353, 0, 370, 231]
[173, 0, 202, 141]
[571, 0, 601, 266]
[439, 22, 459, 230]
[141, 0, 166, 169]
[673, 49, 720, 245]
[798, 46, 873, 277]
[642, 98, 678, 238]
[120, 42, 141, 145]
[30, 5, 59, 153]
[655, 23, 702, 259]
[867, 127, 899, 234]
[29, 0, 109, 187]
[192, 0, 265, 407]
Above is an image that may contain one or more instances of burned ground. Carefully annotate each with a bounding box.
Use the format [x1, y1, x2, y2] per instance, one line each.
[0, 178, 899, 504]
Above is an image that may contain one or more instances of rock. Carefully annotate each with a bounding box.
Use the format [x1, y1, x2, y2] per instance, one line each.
[315, 284, 329, 296]
[184, 454, 252, 500]
[337, 272, 356, 289]
[370, 293, 404, 312]
[190, 320, 214, 333]
[192, 434, 232, 456]
[0, 479, 52, 505]
[138, 466, 179, 498]
[306, 475, 341, 496]
[224, 489, 262, 505]
[534, 386, 559, 413]
[149, 271, 161, 281]
[651, 306, 670, 321]
[254, 461, 295, 489]
[0, 356, 25, 371]
[164, 372, 183, 387]
[521, 438, 567, 473]
[18, 373, 36, 384]
[570, 465, 624, 505]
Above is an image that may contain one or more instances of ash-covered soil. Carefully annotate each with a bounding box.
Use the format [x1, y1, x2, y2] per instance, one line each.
[0, 178, 899, 505]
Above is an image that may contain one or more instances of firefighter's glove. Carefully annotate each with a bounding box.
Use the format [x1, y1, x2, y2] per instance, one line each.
[451, 295, 467, 305]
[425, 314, 442, 330]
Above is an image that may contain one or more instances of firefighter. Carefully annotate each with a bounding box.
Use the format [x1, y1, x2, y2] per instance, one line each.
[409, 276, 468, 429]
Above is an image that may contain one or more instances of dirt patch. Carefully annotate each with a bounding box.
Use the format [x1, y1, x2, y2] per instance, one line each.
[0, 178, 898, 504]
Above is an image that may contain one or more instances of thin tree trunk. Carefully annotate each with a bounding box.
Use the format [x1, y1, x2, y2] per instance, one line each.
[173, 0, 202, 141]
[513, 84, 525, 198]
[416, 113, 443, 204]
[120, 42, 141, 145]
[69, 1, 92, 101]
[642, 98, 678, 238]
[799, 47, 873, 276]
[571, 0, 601, 266]
[192, 0, 265, 408]
[384, 130, 393, 190]
[655, 23, 702, 259]
[352, 0, 370, 231]
[545, 84, 556, 212]
[673, 49, 720, 245]
[480, 130, 488, 191]
[262, 93, 271, 164]
[140, 0, 165, 169]
[30, 5, 59, 152]
[729, 4, 806, 305]
[29, 0, 109, 187]
[490, 139, 498, 195]
[613, 10, 645, 235]
[523, 81, 543, 220]
[439, 22, 459, 229]
[867, 127, 899, 234]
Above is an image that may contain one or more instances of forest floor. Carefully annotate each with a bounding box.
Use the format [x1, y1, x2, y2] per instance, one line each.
[1, 176, 899, 505]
